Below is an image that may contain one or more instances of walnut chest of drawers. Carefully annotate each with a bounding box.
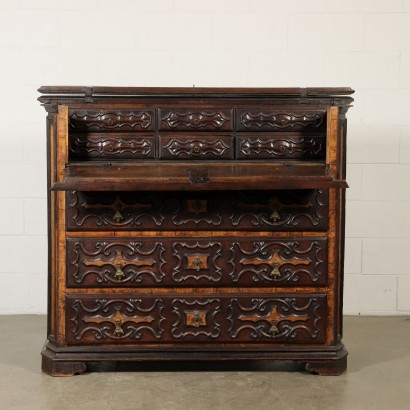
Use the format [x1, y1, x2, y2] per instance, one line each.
[38, 86, 353, 376]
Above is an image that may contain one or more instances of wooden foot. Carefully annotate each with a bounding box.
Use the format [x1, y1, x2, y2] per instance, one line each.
[305, 356, 347, 376]
[42, 355, 87, 377]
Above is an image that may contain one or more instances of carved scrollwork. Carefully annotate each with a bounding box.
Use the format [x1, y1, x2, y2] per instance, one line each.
[163, 138, 230, 158]
[69, 134, 155, 159]
[67, 240, 166, 286]
[227, 240, 326, 285]
[171, 299, 222, 339]
[227, 297, 324, 341]
[69, 298, 165, 342]
[160, 109, 231, 130]
[239, 110, 326, 130]
[171, 241, 223, 282]
[237, 136, 325, 159]
[229, 190, 327, 230]
[69, 110, 153, 131]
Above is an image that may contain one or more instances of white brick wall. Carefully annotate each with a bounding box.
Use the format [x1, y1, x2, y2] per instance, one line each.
[0, 0, 408, 315]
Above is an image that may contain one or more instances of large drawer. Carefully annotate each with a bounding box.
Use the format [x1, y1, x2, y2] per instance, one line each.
[65, 294, 327, 345]
[66, 237, 328, 287]
[66, 189, 328, 231]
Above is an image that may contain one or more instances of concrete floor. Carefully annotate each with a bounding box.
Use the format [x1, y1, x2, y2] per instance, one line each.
[0, 316, 409, 410]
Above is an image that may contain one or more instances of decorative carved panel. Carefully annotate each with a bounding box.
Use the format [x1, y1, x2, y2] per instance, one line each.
[66, 239, 166, 287]
[159, 108, 233, 131]
[236, 134, 325, 160]
[160, 136, 233, 159]
[227, 296, 326, 343]
[68, 110, 154, 131]
[69, 133, 155, 160]
[170, 299, 222, 339]
[227, 238, 327, 286]
[66, 190, 328, 231]
[229, 189, 328, 231]
[236, 109, 326, 131]
[66, 297, 165, 344]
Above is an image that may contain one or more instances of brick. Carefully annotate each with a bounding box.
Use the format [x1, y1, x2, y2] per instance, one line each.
[0, 10, 58, 47]
[177, 0, 250, 12]
[362, 164, 400, 201]
[0, 161, 46, 198]
[249, 51, 324, 86]
[252, 0, 326, 12]
[366, 14, 410, 51]
[0, 199, 24, 235]
[0, 273, 27, 314]
[344, 238, 362, 274]
[289, 14, 365, 51]
[22, 124, 46, 162]
[27, 272, 47, 314]
[346, 201, 397, 238]
[400, 127, 410, 164]
[324, 52, 400, 89]
[347, 124, 400, 164]
[0, 236, 47, 273]
[327, 0, 404, 12]
[362, 238, 410, 275]
[397, 276, 410, 311]
[346, 164, 362, 201]
[399, 52, 410, 88]
[24, 198, 47, 236]
[397, 202, 410, 237]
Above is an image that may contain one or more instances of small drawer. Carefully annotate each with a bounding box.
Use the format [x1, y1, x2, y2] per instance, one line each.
[66, 237, 328, 287]
[159, 135, 233, 160]
[66, 294, 327, 345]
[69, 133, 156, 160]
[235, 109, 326, 132]
[66, 189, 328, 231]
[235, 134, 326, 160]
[159, 108, 233, 131]
[69, 109, 154, 132]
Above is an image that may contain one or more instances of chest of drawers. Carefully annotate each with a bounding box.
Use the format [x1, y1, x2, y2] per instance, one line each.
[38, 86, 353, 376]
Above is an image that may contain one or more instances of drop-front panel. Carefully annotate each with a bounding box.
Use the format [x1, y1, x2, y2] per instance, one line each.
[39, 86, 353, 376]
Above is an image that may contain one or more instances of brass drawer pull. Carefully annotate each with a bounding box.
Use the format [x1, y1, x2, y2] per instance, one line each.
[114, 318, 124, 336]
[113, 210, 124, 222]
[271, 261, 281, 278]
[269, 320, 279, 334]
[114, 263, 125, 279]
[269, 209, 280, 222]
[192, 256, 203, 271]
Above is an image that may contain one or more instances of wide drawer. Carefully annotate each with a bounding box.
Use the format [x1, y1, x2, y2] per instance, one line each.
[158, 108, 233, 131]
[235, 109, 326, 132]
[235, 133, 325, 160]
[69, 109, 155, 132]
[66, 294, 327, 345]
[66, 237, 328, 287]
[66, 189, 328, 231]
[159, 135, 233, 160]
[69, 133, 156, 160]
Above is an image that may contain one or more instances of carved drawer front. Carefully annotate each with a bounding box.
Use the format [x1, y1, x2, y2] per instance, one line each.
[236, 109, 326, 132]
[69, 133, 156, 160]
[68, 109, 154, 132]
[158, 108, 233, 131]
[235, 133, 326, 160]
[66, 294, 326, 345]
[66, 237, 327, 287]
[159, 135, 233, 160]
[66, 189, 328, 231]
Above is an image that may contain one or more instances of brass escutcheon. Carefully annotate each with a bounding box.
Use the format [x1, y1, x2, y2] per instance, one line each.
[269, 320, 279, 334]
[114, 262, 125, 280]
[192, 310, 201, 328]
[114, 318, 124, 336]
[192, 256, 203, 271]
[269, 209, 280, 222]
[113, 210, 124, 222]
[270, 261, 281, 278]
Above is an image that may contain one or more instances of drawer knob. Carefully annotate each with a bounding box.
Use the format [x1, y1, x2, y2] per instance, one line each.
[192, 256, 203, 271]
[113, 210, 124, 223]
[114, 318, 124, 336]
[269, 320, 279, 334]
[271, 261, 281, 278]
[269, 209, 280, 222]
[114, 263, 126, 280]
